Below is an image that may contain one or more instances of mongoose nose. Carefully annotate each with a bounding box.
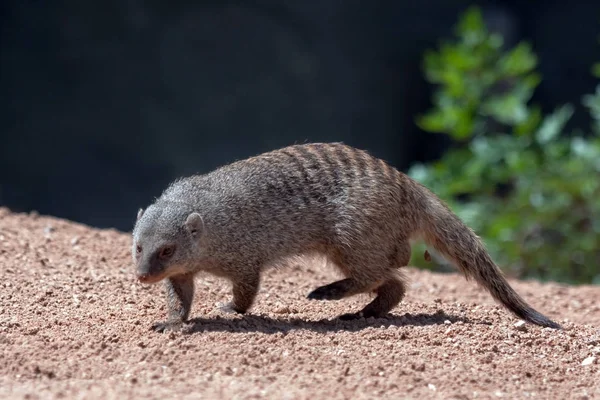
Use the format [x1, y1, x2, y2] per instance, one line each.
[137, 273, 151, 283]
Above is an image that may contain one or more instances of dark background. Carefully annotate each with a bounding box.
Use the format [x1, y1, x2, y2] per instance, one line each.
[1, 0, 599, 231]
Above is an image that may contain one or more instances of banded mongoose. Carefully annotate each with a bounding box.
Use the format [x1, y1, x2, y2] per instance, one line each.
[132, 142, 561, 332]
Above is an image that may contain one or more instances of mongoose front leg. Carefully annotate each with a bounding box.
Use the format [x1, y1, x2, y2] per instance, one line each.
[218, 271, 261, 314]
[338, 277, 406, 320]
[152, 273, 195, 333]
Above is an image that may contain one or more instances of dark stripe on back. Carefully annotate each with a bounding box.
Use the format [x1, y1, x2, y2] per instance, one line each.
[332, 145, 354, 178]
[316, 145, 343, 196]
[292, 145, 330, 204]
[277, 149, 313, 206]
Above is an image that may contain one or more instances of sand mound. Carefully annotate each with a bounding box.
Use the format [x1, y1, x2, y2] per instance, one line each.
[0, 207, 598, 399]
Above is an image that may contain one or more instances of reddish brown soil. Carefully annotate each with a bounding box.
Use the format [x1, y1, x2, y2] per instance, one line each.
[1, 207, 599, 399]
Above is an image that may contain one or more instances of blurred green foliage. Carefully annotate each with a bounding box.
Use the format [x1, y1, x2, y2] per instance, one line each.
[409, 6, 600, 284]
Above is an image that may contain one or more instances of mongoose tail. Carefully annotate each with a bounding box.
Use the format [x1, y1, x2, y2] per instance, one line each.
[419, 194, 562, 329]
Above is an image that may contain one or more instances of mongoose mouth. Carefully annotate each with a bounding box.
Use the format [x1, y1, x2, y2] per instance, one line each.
[137, 272, 166, 284]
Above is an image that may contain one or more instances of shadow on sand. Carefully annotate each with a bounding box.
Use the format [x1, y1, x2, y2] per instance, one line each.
[183, 309, 489, 335]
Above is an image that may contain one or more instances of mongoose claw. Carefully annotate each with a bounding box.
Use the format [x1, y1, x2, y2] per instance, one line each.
[150, 320, 184, 333]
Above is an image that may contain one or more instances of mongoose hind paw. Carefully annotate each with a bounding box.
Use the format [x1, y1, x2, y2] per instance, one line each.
[151, 320, 184, 333]
[307, 286, 346, 301]
[337, 312, 365, 321]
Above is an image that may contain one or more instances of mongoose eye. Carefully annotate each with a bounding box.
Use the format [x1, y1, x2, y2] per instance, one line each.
[159, 245, 175, 260]
[136, 245, 142, 254]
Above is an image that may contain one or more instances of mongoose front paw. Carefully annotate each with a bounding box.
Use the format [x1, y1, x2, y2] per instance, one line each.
[150, 320, 184, 333]
[216, 301, 246, 314]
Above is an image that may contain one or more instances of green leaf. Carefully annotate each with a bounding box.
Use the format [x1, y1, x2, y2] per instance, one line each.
[582, 85, 600, 130]
[505, 148, 537, 173]
[592, 62, 600, 78]
[488, 33, 504, 50]
[535, 104, 574, 144]
[498, 42, 538, 76]
[422, 49, 444, 83]
[441, 69, 467, 97]
[514, 105, 542, 136]
[416, 109, 448, 133]
[455, 6, 486, 45]
[452, 109, 476, 139]
[522, 72, 542, 90]
[480, 94, 529, 125]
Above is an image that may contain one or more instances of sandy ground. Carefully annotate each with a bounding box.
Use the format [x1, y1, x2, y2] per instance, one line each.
[0, 207, 599, 400]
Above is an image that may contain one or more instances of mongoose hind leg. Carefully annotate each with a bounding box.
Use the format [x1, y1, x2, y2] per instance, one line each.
[337, 276, 406, 320]
[152, 273, 195, 333]
[335, 241, 411, 321]
[219, 270, 261, 314]
[307, 246, 390, 301]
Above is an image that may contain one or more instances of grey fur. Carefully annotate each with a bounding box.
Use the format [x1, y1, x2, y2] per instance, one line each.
[132, 142, 561, 332]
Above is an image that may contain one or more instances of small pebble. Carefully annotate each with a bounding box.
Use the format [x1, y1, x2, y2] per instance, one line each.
[581, 356, 595, 366]
[513, 320, 527, 332]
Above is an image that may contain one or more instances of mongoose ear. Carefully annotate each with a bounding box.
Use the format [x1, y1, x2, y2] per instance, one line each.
[136, 208, 144, 221]
[184, 212, 204, 236]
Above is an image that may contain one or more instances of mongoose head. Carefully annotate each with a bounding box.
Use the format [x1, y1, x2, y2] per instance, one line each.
[132, 202, 204, 284]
